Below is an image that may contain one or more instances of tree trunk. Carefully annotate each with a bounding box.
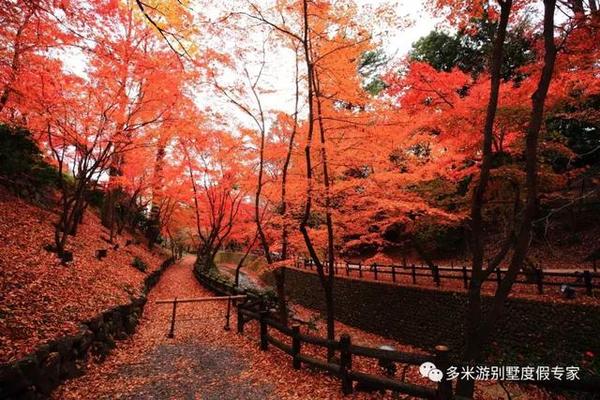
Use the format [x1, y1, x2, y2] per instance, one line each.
[457, 0, 513, 395]
[147, 141, 166, 248]
[281, 44, 301, 261]
[298, 0, 336, 357]
[457, 1, 557, 396]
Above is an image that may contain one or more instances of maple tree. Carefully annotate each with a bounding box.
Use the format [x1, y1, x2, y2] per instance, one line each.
[380, 1, 599, 396]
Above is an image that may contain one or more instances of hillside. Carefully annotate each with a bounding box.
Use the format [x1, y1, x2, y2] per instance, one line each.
[0, 188, 166, 363]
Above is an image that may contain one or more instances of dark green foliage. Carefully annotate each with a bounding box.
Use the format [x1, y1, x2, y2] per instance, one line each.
[413, 221, 466, 258]
[0, 124, 57, 197]
[546, 95, 600, 167]
[411, 177, 467, 213]
[456, 175, 472, 197]
[358, 49, 389, 95]
[490, 151, 514, 168]
[86, 187, 105, 208]
[410, 19, 535, 81]
[131, 256, 148, 273]
[540, 146, 571, 173]
[410, 31, 464, 72]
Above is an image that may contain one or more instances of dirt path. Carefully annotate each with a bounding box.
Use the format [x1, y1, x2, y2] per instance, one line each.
[52, 256, 354, 400]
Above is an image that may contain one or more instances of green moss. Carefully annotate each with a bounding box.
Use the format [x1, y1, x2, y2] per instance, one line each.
[131, 257, 148, 273]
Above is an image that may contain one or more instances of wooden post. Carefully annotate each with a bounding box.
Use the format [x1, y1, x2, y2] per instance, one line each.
[412, 264, 416, 284]
[584, 270, 593, 295]
[435, 345, 452, 400]
[373, 263, 378, 280]
[535, 268, 544, 294]
[237, 304, 245, 334]
[462, 265, 468, 289]
[292, 325, 301, 370]
[339, 334, 353, 395]
[496, 268, 502, 287]
[434, 266, 440, 287]
[224, 297, 232, 331]
[392, 265, 396, 283]
[358, 262, 363, 278]
[346, 262, 350, 277]
[168, 297, 178, 338]
[259, 298, 268, 350]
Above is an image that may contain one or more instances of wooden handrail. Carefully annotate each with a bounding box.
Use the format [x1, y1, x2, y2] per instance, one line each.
[293, 257, 598, 295]
[155, 295, 247, 304]
[266, 334, 293, 355]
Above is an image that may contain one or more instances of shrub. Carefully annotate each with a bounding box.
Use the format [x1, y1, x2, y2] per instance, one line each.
[131, 256, 148, 272]
[0, 124, 57, 197]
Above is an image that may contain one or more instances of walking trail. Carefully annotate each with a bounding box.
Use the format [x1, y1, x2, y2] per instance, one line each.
[52, 256, 350, 400]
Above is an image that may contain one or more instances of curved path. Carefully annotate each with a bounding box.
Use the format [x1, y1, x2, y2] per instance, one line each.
[52, 256, 350, 400]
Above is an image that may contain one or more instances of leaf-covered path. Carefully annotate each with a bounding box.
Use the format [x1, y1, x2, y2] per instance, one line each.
[52, 256, 351, 400]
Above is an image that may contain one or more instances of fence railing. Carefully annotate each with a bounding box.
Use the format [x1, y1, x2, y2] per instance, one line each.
[194, 268, 453, 399]
[292, 257, 599, 296]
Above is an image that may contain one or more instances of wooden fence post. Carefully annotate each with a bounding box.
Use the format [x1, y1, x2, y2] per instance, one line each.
[462, 265, 468, 289]
[584, 271, 593, 295]
[373, 263, 378, 280]
[259, 297, 269, 350]
[359, 262, 363, 278]
[167, 298, 178, 338]
[339, 334, 353, 395]
[412, 264, 417, 284]
[259, 310, 268, 351]
[392, 265, 396, 282]
[292, 325, 301, 370]
[224, 296, 232, 331]
[434, 266, 440, 287]
[237, 304, 245, 334]
[535, 268, 544, 294]
[435, 345, 452, 400]
[346, 262, 350, 277]
[496, 268, 502, 287]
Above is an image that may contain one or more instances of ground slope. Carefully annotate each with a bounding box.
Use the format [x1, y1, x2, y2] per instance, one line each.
[0, 188, 166, 363]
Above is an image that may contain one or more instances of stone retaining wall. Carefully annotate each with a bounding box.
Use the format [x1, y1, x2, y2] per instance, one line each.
[281, 268, 600, 369]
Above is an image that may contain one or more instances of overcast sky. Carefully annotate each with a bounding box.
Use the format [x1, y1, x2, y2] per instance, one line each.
[202, 0, 440, 132]
[61, 1, 440, 131]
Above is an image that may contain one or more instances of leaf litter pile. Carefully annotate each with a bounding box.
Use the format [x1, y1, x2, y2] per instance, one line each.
[0, 188, 165, 363]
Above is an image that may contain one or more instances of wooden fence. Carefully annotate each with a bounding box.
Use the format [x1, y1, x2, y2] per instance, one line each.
[194, 270, 455, 399]
[293, 258, 600, 296]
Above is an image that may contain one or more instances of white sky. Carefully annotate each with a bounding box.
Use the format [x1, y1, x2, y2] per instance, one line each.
[61, 1, 440, 131]
[201, 0, 440, 132]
